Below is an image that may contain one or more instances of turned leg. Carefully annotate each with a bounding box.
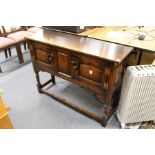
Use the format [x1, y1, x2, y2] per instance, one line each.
[34, 72, 56, 93]
[100, 92, 114, 126]
[94, 93, 113, 126]
[35, 71, 42, 93]
[15, 43, 24, 63]
[100, 116, 108, 127]
[104, 95, 113, 116]
[104, 104, 112, 116]
[4, 49, 8, 58]
[99, 104, 113, 127]
[51, 74, 56, 84]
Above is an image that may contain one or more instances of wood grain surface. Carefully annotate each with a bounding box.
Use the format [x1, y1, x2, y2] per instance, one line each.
[26, 29, 133, 63]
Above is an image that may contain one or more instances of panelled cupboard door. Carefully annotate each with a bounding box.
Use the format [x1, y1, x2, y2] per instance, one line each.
[36, 49, 49, 63]
[76, 55, 103, 84]
[79, 64, 102, 83]
[33, 42, 57, 70]
[57, 50, 71, 75]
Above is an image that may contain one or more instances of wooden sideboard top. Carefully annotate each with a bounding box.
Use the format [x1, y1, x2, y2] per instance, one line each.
[26, 29, 133, 63]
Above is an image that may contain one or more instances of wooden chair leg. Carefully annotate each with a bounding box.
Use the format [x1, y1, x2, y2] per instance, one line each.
[8, 48, 11, 57]
[24, 42, 27, 50]
[0, 66, 2, 73]
[15, 43, 24, 63]
[4, 49, 8, 58]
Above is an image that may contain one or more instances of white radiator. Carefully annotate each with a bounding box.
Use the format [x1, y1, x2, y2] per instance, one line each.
[117, 65, 155, 125]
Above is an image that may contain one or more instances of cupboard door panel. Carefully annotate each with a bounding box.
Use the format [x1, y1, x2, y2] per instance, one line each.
[36, 50, 49, 63]
[58, 52, 70, 75]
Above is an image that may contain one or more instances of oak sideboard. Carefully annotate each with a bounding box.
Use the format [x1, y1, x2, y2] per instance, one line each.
[26, 29, 133, 126]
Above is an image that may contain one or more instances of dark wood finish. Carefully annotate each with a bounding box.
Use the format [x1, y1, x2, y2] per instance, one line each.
[57, 51, 70, 75]
[26, 29, 133, 126]
[27, 29, 132, 63]
[36, 50, 49, 63]
[79, 64, 101, 83]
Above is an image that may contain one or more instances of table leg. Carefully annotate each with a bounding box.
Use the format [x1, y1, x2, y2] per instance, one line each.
[135, 48, 142, 65]
[137, 50, 142, 65]
[100, 103, 113, 126]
